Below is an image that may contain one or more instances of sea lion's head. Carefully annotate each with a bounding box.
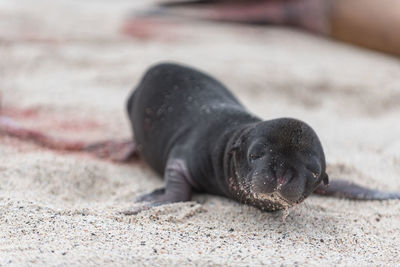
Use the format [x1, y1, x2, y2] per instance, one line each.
[228, 118, 328, 211]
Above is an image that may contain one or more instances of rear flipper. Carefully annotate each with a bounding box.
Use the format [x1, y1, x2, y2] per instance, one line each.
[314, 179, 400, 200]
[122, 159, 192, 215]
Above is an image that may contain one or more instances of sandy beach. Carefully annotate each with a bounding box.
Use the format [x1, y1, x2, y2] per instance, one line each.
[1, 0, 400, 265]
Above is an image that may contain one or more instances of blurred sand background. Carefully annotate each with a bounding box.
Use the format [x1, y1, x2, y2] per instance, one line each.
[1, 0, 400, 265]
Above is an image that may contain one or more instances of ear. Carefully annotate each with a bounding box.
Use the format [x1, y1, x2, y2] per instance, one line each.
[322, 173, 329, 186]
[228, 142, 241, 155]
[228, 134, 244, 155]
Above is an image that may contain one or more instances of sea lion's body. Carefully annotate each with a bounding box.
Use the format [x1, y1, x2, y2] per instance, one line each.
[127, 63, 330, 212]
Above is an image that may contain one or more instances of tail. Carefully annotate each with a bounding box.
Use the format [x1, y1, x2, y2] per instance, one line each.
[314, 179, 400, 200]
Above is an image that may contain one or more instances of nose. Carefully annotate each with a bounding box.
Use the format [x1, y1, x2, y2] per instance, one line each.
[277, 177, 289, 190]
[275, 165, 294, 190]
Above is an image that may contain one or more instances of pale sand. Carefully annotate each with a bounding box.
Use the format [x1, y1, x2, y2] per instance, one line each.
[1, 0, 400, 266]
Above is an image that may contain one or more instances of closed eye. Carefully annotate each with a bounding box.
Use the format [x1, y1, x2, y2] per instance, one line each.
[249, 153, 264, 161]
[247, 142, 266, 163]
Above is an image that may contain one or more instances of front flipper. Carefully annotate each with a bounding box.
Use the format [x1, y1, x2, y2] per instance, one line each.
[122, 159, 192, 215]
[314, 179, 400, 200]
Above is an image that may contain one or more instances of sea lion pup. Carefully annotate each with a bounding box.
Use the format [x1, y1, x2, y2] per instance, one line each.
[123, 62, 400, 214]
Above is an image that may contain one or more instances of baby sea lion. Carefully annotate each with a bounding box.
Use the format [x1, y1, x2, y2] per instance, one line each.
[123, 62, 400, 214]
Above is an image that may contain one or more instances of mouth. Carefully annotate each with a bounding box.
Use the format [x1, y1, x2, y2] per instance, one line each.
[251, 190, 295, 210]
[276, 176, 290, 190]
[247, 170, 300, 209]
